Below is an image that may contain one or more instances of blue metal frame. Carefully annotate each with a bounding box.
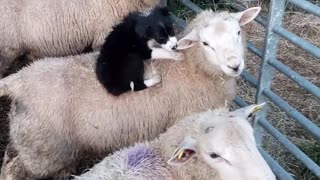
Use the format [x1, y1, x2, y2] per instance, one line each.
[168, 0, 320, 178]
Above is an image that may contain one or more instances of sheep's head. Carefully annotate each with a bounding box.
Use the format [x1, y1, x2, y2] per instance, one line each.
[167, 103, 276, 180]
[177, 7, 261, 77]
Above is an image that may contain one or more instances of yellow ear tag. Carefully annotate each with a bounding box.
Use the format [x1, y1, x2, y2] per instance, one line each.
[252, 106, 262, 113]
[177, 150, 184, 159]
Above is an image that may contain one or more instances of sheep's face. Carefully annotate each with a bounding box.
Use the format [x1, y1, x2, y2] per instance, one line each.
[198, 19, 245, 76]
[136, 7, 178, 51]
[168, 103, 276, 180]
[177, 7, 261, 77]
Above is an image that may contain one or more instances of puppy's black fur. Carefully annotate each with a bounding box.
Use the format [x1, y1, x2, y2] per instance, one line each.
[96, 7, 175, 96]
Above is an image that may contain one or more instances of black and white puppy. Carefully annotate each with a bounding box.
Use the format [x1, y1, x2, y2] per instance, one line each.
[96, 7, 181, 96]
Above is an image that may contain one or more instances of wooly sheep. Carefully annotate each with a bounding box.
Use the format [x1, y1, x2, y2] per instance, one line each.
[0, 7, 261, 179]
[97, 6, 179, 96]
[75, 104, 276, 180]
[0, 0, 163, 77]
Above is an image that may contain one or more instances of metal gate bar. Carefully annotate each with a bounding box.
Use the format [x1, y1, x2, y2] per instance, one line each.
[288, 0, 320, 16]
[272, 25, 320, 58]
[268, 57, 320, 97]
[168, 0, 320, 178]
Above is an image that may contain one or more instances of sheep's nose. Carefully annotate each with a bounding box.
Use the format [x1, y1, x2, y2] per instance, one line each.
[228, 65, 239, 72]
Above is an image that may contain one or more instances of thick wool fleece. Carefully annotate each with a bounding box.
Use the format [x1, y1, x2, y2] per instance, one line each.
[0, 0, 161, 77]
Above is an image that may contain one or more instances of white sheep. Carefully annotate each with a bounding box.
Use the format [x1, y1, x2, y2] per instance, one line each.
[0, 0, 162, 77]
[0, 7, 261, 179]
[75, 104, 276, 180]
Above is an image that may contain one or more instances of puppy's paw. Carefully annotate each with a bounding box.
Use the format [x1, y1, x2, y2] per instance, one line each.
[130, 81, 134, 91]
[151, 74, 161, 84]
[144, 74, 161, 87]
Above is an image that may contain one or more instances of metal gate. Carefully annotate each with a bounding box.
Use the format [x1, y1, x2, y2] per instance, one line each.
[167, 0, 320, 179]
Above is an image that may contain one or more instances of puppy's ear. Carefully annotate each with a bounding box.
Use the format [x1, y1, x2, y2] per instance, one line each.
[159, 7, 170, 16]
[145, 26, 153, 37]
[135, 23, 151, 38]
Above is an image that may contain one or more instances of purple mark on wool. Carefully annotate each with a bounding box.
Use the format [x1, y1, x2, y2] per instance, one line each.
[127, 144, 160, 169]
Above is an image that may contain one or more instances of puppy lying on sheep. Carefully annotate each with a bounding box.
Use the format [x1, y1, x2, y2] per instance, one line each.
[97, 7, 179, 96]
[75, 104, 276, 180]
[0, 0, 163, 77]
[0, 7, 261, 179]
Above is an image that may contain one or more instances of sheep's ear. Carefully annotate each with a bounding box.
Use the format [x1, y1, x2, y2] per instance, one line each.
[167, 136, 197, 166]
[230, 103, 266, 123]
[176, 30, 198, 50]
[232, 7, 261, 26]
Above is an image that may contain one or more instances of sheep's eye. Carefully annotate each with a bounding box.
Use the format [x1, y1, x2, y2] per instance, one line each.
[237, 30, 241, 35]
[203, 42, 215, 51]
[210, 153, 219, 159]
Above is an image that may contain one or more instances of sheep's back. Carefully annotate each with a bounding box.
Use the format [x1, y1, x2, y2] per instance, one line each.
[18, 0, 161, 59]
[9, 53, 235, 155]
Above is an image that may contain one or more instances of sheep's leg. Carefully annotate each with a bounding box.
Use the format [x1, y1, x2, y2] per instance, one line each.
[14, 143, 78, 179]
[0, 149, 12, 179]
[9, 114, 80, 179]
[1, 142, 18, 171]
[52, 165, 76, 180]
[0, 59, 13, 78]
[0, 156, 31, 180]
[151, 48, 183, 61]
[0, 52, 22, 78]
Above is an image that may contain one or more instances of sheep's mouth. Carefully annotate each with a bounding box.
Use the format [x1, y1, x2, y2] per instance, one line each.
[223, 67, 242, 77]
[229, 69, 242, 77]
[222, 63, 244, 77]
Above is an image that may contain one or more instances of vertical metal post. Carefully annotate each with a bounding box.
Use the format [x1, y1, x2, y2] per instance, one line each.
[255, 0, 286, 146]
